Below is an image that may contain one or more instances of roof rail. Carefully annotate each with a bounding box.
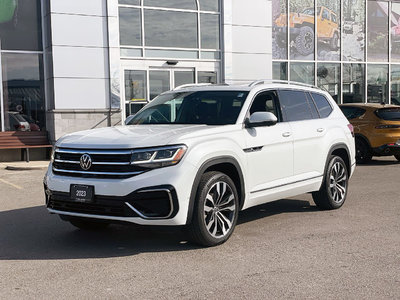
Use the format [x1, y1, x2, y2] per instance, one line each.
[173, 83, 213, 90]
[173, 83, 230, 90]
[248, 79, 322, 90]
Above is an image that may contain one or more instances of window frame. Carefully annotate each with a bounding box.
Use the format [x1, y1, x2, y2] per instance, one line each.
[246, 89, 284, 123]
[277, 89, 317, 122]
[309, 92, 334, 118]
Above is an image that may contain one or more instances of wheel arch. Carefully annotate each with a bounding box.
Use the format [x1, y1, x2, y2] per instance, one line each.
[186, 156, 245, 225]
[327, 143, 352, 176]
[355, 133, 371, 148]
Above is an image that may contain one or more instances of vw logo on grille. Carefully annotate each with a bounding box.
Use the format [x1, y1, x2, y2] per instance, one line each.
[80, 154, 92, 171]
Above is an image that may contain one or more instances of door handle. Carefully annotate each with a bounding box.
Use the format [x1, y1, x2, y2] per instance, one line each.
[282, 132, 292, 137]
[317, 128, 325, 133]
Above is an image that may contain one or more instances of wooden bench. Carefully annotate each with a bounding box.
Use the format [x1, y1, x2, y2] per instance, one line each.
[0, 131, 52, 162]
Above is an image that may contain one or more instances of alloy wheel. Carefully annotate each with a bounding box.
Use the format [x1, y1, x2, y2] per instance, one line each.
[329, 161, 347, 203]
[203, 181, 236, 238]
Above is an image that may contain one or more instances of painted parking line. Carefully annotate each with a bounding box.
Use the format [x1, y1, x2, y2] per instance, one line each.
[0, 178, 23, 190]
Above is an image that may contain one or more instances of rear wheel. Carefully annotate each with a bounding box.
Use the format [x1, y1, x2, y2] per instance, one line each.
[395, 154, 400, 162]
[62, 216, 110, 230]
[187, 171, 239, 247]
[312, 156, 348, 210]
[355, 138, 372, 164]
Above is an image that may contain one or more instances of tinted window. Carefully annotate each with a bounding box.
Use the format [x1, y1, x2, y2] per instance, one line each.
[128, 91, 248, 125]
[0, 0, 42, 51]
[144, 10, 198, 48]
[376, 108, 400, 120]
[340, 106, 366, 119]
[200, 14, 220, 49]
[306, 93, 319, 119]
[279, 90, 314, 122]
[311, 93, 333, 118]
[144, 0, 197, 10]
[250, 91, 280, 120]
[119, 7, 142, 46]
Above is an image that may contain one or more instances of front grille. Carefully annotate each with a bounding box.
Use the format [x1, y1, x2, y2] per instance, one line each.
[53, 148, 147, 178]
[48, 191, 137, 217]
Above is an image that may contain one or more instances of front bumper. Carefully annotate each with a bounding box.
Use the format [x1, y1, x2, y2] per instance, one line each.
[44, 162, 198, 226]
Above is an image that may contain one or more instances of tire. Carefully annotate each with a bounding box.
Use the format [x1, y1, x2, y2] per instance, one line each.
[295, 26, 314, 56]
[330, 33, 339, 50]
[64, 216, 110, 230]
[355, 138, 372, 164]
[312, 156, 349, 210]
[187, 171, 239, 247]
[395, 154, 400, 162]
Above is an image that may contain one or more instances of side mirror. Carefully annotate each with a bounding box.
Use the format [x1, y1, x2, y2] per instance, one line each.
[245, 112, 278, 128]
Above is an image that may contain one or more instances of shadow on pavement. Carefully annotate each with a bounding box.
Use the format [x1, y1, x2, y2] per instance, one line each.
[0, 199, 316, 260]
[356, 159, 400, 166]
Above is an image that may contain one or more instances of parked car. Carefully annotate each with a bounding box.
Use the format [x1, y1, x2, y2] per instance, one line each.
[44, 82, 355, 246]
[274, 6, 339, 56]
[7, 112, 30, 131]
[340, 103, 400, 163]
[21, 114, 40, 131]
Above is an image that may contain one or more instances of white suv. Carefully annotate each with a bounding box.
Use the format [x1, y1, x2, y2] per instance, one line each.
[44, 81, 356, 246]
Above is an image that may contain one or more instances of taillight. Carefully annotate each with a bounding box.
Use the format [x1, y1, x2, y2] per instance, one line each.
[375, 124, 400, 129]
[347, 123, 354, 137]
[14, 124, 25, 130]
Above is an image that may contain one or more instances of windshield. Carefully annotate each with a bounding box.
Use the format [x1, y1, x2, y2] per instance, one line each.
[376, 108, 400, 120]
[127, 91, 249, 125]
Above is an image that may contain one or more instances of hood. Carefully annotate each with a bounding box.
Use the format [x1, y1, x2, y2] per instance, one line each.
[56, 125, 213, 149]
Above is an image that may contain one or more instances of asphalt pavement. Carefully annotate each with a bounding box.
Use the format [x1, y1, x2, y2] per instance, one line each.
[0, 158, 399, 299]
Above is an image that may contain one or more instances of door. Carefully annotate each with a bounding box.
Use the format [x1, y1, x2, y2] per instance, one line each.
[122, 63, 219, 120]
[278, 90, 326, 179]
[244, 90, 294, 193]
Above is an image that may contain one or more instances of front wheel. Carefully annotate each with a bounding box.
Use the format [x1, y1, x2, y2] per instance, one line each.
[395, 154, 400, 162]
[312, 156, 349, 210]
[187, 171, 239, 247]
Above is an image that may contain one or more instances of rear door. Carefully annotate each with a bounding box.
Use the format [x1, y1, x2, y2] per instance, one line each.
[278, 90, 328, 179]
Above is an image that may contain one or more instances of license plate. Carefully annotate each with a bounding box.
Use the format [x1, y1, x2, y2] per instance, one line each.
[70, 184, 94, 203]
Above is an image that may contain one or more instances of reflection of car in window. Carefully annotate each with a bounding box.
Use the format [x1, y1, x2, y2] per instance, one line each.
[273, 6, 339, 56]
[7, 112, 30, 131]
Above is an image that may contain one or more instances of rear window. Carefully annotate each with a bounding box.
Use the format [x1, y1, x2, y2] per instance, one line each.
[375, 108, 400, 120]
[340, 106, 366, 120]
[278, 90, 314, 122]
[311, 93, 333, 118]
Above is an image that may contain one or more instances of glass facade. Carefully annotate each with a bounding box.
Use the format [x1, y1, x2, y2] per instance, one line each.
[272, 0, 400, 104]
[118, 0, 221, 59]
[0, 0, 45, 132]
[119, 0, 221, 119]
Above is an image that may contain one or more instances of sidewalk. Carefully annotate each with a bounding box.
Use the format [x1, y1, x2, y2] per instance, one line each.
[0, 160, 50, 171]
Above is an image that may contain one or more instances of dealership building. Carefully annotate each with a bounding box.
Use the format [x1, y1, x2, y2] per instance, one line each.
[0, 0, 399, 160]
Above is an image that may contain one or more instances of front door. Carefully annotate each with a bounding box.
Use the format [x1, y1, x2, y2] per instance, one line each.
[244, 90, 294, 195]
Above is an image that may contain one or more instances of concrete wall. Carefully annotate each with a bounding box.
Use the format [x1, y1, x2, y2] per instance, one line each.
[45, 0, 120, 141]
[223, 0, 272, 83]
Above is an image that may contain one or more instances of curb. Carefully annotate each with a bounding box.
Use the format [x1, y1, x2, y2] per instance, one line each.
[4, 165, 49, 171]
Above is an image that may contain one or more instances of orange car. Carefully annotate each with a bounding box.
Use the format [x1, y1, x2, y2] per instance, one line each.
[339, 104, 400, 163]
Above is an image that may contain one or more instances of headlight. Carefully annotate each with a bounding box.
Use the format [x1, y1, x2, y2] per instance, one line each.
[50, 146, 58, 163]
[131, 145, 187, 169]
